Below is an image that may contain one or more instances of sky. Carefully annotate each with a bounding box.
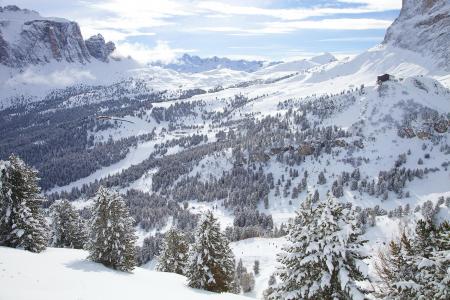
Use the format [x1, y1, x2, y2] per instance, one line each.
[2, 0, 402, 63]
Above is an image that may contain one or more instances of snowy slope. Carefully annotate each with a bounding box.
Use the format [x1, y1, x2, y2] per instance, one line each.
[0, 246, 249, 300]
[256, 52, 337, 75]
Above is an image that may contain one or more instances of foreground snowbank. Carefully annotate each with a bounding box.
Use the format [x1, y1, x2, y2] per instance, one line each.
[0, 247, 249, 300]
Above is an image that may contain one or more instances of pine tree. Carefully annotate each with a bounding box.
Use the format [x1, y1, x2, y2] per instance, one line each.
[375, 220, 450, 299]
[317, 172, 326, 185]
[410, 220, 449, 299]
[272, 195, 369, 299]
[236, 258, 246, 281]
[88, 186, 137, 272]
[253, 259, 260, 275]
[375, 232, 416, 298]
[50, 199, 86, 249]
[0, 155, 47, 253]
[156, 227, 189, 275]
[312, 189, 319, 203]
[186, 210, 235, 293]
[263, 275, 277, 300]
[241, 271, 255, 293]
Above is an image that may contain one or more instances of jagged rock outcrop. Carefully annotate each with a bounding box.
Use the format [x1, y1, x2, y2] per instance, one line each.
[0, 5, 114, 67]
[383, 0, 450, 70]
[85, 34, 115, 62]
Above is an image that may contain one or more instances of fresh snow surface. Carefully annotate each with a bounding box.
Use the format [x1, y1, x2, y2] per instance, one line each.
[0, 246, 250, 300]
[231, 237, 285, 299]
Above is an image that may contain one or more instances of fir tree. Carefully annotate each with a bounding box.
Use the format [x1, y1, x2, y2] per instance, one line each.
[410, 220, 449, 299]
[317, 172, 326, 185]
[241, 271, 255, 293]
[272, 195, 369, 299]
[376, 220, 450, 299]
[50, 199, 86, 249]
[0, 155, 47, 253]
[156, 227, 189, 275]
[88, 186, 137, 272]
[253, 259, 260, 275]
[236, 258, 246, 281]
[186, 210, 235, 293]
[312, 189, 319, 203]
[263, 275, 277, 300]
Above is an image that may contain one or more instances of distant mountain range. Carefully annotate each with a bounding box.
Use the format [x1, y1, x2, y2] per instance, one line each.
[151, 53, 273, 73]
[152, 52, 338, 74]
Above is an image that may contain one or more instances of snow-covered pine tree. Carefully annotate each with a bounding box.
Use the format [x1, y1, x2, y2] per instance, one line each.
[374, 232, 416, 298]
[317, 172, 326, 185]
[50, 199, 86, 249]
[271, 195, 369, 299]
[375, 220, 450, 299]
[241, 271, 255, 293]
[236, 258, 246, 281]
[186, 210, 235, 293]
[156, 227, 189, 275]
[88, 186, 137, 272]
[0, 155, 47, 252]
[410, 220, 449, 299]
[253, 259, 260, 275]
[263, 274, 277, 300]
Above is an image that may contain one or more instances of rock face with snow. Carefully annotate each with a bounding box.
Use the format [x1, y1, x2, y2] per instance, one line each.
[154, 53, 265, 73]
[0, 5, 114, 67]
[383, 0, 450, 70]
[85, 34, 115, 62]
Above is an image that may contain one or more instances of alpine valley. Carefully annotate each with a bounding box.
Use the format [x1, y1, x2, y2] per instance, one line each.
[0, 1, 449, 299]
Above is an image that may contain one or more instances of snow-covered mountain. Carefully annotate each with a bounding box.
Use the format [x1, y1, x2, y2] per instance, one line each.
[0, 0, 449, 299]
[255, 52, 337, 75]
[383, 0, 450, 70]
[153, 53, 268, 73]
[0, 5, 116, 67]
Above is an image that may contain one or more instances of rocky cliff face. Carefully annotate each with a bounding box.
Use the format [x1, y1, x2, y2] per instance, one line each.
[85, 34, 116, 62]
[0, 5, 115, 67]
[383, 0, 450, 70]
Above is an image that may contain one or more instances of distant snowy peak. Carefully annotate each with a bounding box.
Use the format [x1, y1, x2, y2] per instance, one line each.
[256, 52, 337, 74]
[309, 52, 337, 64]
[153, 53, 266, 73]
[383, 0, 450, 70]
[0, 5, 116, 67]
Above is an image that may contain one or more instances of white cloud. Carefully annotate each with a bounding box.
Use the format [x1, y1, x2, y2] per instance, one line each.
[337, 0, 402, 11]
[28, 0, 400, 42]
[6, 68, 95, 87]
[115, 40, 195, 64]
[190, 18, 393, 35]
[5, 0, 402, 60]
[198, 0, 401, 21]
[318, 36, 383, 42]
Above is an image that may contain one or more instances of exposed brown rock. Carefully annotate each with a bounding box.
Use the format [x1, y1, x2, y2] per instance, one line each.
[298, 143, 315, 156]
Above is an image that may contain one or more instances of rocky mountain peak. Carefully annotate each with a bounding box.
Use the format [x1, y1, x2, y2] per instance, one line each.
[0, 6, 115, 67]
[85, 34, 116, 62]
[383, 0, 450, 70]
